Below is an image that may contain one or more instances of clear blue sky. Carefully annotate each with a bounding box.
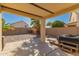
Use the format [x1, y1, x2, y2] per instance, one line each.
[2, 12, 71, 27]
[46, 13, 70, 24]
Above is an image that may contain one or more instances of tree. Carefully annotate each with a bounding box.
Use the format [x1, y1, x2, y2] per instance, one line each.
[47, 20, 65, 28]
[2, 18, 10, 31]
[2, 18, 5, 27]
[47, 22, 52, 28]
[52, 20, 65, 28]
[30, 18, 40, 35]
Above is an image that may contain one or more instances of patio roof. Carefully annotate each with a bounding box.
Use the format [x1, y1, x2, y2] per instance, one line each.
[0, 3, 79, 19]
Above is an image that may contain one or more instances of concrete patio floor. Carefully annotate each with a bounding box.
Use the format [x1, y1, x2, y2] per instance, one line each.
[0, 34, 73, 56]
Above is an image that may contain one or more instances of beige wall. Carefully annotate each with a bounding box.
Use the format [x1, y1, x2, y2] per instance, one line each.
[70, 12, 78, 23]
[69, 12, 79, 26]
[11, 21, 28, 28]
[46, 27, 79, 37]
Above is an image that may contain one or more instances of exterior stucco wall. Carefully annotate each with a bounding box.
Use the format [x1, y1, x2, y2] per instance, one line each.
[70, 12, 78, 23]
[11, 21, 28, 28]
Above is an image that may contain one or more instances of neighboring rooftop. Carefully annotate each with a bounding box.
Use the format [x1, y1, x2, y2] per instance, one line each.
[10, 21, 29, 28]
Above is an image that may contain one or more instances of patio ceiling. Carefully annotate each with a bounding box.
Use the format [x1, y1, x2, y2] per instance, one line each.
[0, 3, 79, 19]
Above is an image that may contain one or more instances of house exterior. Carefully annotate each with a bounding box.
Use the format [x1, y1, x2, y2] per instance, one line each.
[10, 21, 29, 28]
[65, 9, 79, 27]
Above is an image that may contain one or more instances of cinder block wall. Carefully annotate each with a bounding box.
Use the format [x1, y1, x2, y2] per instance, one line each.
[2, 28, 31, 36]
[46, 27, 79, 37]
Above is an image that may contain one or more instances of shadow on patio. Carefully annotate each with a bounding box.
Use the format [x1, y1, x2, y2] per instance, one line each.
[11, 36, 69, 56]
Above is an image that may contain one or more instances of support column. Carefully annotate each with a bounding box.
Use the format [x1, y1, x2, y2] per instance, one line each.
[40, 19, 46, 43]
[0, 6, 2, 51]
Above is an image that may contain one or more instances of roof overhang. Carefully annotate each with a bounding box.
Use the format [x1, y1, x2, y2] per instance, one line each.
[0, 3, 79, 19]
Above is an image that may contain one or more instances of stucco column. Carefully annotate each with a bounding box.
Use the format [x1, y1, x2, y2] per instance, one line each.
[40, 19, 46, 43]
[0, 6, 2, 51]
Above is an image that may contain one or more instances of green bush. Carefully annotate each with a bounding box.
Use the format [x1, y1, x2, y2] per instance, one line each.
[3, 24, 10, 31]
[52, 21, 65, 28]
[2, 19, 11, 31]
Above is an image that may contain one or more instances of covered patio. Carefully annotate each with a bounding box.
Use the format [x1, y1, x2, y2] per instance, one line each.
[0, 3, 79, 55]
